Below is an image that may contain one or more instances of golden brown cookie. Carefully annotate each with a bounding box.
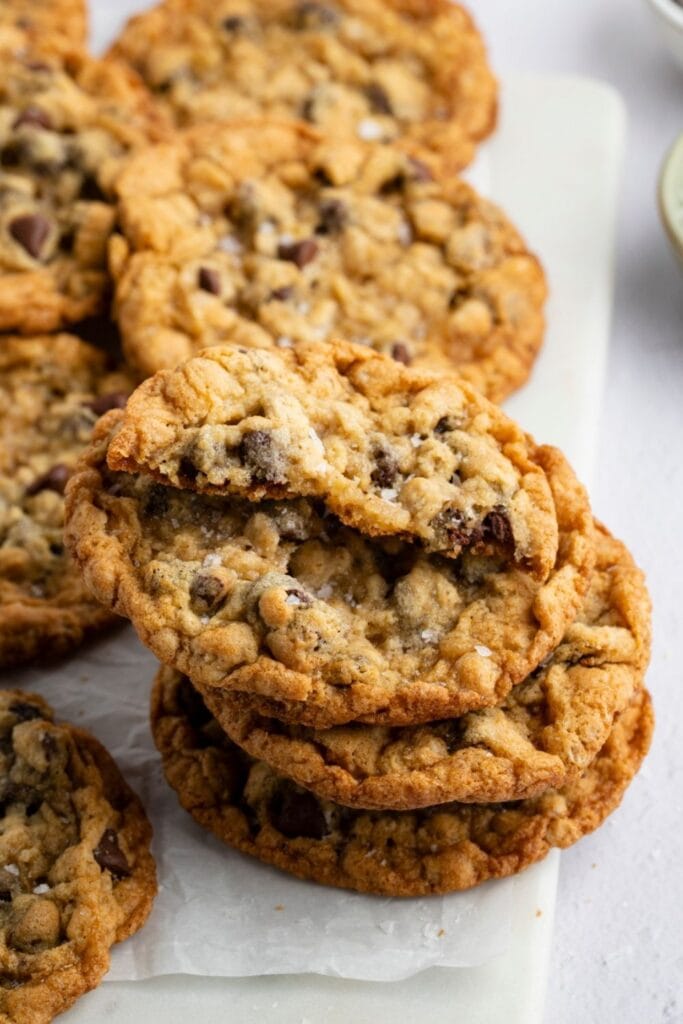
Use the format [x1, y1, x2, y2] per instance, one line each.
[107, 340, 559, 574]
[0, 49, 168, 335]
[0, 335, 133, 668]
[66, 416, 593, 726]
[201, 525, 651, 808]
[110, 121, 545, 400]
[0, 689, 156, 1023]
[0, 0, 87, 51]
[151, 666, 653, 896]
[110, 0, 496, 172]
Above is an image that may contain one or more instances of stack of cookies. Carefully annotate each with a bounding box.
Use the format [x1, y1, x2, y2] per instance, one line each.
[64, 340, 653, 896]
[0, 0, 653, 1016]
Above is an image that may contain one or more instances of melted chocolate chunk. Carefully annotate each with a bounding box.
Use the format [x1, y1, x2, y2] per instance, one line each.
[79, 175, 107, 202]
[315, 198, 348, 235]
[25, 464, 71, 497]
[93, 829, 131, 879]
[13, 107, 53, 130]
[9, 214, 51, 259]
[239, 430, 286, 485]
[198, 266, 221, 295]
[270, 285, 294, 302]
[482, 509, 514, 547]
[84, 391, 128, 416]
[269, 786, 328, 840]
[364, 83, 393, 116]
[432, 508, 478, 549]
[277, 238, 318, 268]
[190, 572, 227, 614]
[9, 702, 45, 722]
[371, 445, 399, 489]
[390, 342, 411, 365]
[222, 15, 245, 31]
[408, 157, 433, 183]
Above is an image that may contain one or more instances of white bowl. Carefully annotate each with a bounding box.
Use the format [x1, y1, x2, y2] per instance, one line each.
[659, 132, 683, 268]
[643, 0, 683, 69]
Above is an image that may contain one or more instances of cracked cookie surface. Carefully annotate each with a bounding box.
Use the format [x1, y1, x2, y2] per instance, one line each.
[202, 525, 651, 808]
[111, 121, 545, 400]
[0, 689, 156, 1023]
[110, 0, 496, 171]
[67, 421, 593, 726]
[0, 49, 167, 335]
[151, 666, 653, 896]
[0, 335, 132, 668]
[107, 341, 559, 574]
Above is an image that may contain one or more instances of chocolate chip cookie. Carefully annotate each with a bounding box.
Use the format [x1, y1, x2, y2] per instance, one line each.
[0, 1, 87, 51]
[0, 49, 167, 335]
[0, 689, 156, 1022]
[0, 335, 133, 668]
[107, 340, 559, 575]
[151, 666, 653, 896]
[110, 121, 545, 401]
[66, 418, 593, 726]
[201, 525, 651, 808]
[110, 0, 496, 171]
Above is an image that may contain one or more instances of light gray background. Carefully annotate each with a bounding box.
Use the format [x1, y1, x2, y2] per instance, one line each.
[474, 2, 683, 1021]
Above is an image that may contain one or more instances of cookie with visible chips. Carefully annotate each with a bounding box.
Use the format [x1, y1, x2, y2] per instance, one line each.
[151, 666, 653, 896]
[0, 689, 156, 1023]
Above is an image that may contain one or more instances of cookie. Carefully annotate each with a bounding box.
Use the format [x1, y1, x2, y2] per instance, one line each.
[200, 525, 651, 808]
[110, 0, 496, 172]
[0, 49, 168, 335]
[66, 420, 593, 726]
[0, 689, 156, 1022]
[0, 335, 133, 668]
[110, 121, 545, 400]
[151, 666, 653, 896]
[107, 340, 559, 574]
[0, 1, 87, 51]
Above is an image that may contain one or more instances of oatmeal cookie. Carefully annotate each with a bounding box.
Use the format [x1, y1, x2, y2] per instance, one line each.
[202, 525, 650, 808]
[111, 121, 545, 400]
[0, 335, 132, 668]
[107, 340, 559, 574]
[110, 0, 496, 171]
[0, 689, 156, 1023]
[0, 49, 167, 335]
[151, 667, 653, 896]
[0, 1, 87, 51]
[66, 420, 593, 726]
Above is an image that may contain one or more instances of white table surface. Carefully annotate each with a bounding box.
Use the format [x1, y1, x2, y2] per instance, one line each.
[473, 2, 683, 1021]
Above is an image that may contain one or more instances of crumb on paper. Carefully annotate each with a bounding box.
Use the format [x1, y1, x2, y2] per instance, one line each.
[535, 909, 543, 918]
[274, 904, 285, 912]
[438, 928, 445, 938]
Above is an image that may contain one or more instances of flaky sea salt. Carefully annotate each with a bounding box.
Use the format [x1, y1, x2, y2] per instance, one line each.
[4, 864, 19, 876]
[317, 583, 334, 600]
[397, 220, 413, 245]
[276, 336, 293, 348]
[380, 487, 398, 501]
[410, 433, 422, 448]
[203, 553, 221, 568]
[217, 235, 242, 255]
[33, 883, 50, 895]
[286, 593, 303, 606]
[474, 644, 493, 657]
[357, 119, 384, 141]
[421, 629, 439, 643]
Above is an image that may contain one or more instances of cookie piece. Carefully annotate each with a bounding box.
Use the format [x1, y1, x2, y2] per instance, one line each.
[110, 121, 545, 400]
[66, 421, 593, 726]
[107, 341, 559, 575]
[110, 0, 496, 171]
[0, 690, 156, 1023]
[0, 335, 133, 668]
[151, 667, 653, 896]
[201, 525, 651, 808]
[0, 1, 87, 51]
[0, 49, 168, 335]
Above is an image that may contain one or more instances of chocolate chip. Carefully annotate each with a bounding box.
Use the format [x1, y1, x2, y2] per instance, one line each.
[408, 157, 433, 183]
[222, 15, 245, 31]
[9, 214, 51, 259]
[270, 285, 294, 302]
[84, 391, 128, 416]
[482, 509, 514, 547]
[13, 107, 52, 130]
[364, 83, 393, 115]
[315, 198, 348, 235]
[239, 430, 286, 485]
[190, 572, 227, 614]
[25, 464, 71, 497]
[390, 342, 411, 365]
[290, 2, 339, 30]
[370, 445, 399, 489]
[431, 508, 476, 549]
[198, 267, 221, 295]
[269, 786, 328, 839]
[277, 238, 318, 268]
[434, 416, 455, 435]
[93, 829, 130, 879]
[79, 175, 107, 202]
[8, 701, 44, 722]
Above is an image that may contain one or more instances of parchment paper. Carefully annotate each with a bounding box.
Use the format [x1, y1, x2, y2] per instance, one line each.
[9, 625, 517, 982]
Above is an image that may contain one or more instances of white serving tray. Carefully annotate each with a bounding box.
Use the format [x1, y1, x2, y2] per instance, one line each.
[46, 7, 629, 1016]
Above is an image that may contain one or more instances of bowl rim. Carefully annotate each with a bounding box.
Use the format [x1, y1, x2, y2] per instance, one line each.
[658, 133, 683, 256]
[644, 0, 683, 30]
